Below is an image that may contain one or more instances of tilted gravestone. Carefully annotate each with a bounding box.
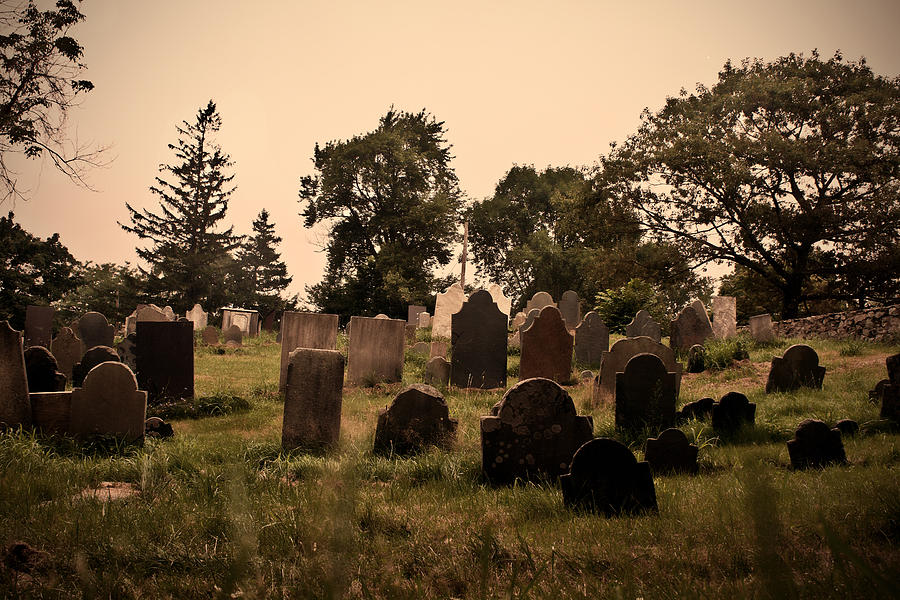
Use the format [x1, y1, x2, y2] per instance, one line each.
[711, 296, 737, 339]
[407, 305, 427, 326]
[417, 312, 431, 329]
[488, 283, 511, 320]
[787, 419, 847, 469]
[136, 321, 194, 404]
[525, 291, 555, 313]
[69, 362, 147, 442]
[645, 428, 698, 475]
[347, 316, 406, 385]
[373, 384, 457, 455]
[429, 340, 448, 359]
[0, 321, 31, 428]
[116, 333, 137, 372]
[670, 300, 713, 353]
[765, 344, 826, 393]
[185, 304, 208, 331]
[558, 290, 581, 330]
[278, 312, 339, 392]
[519, 306, 574, 384]
[282, 348, 344, 451]
[574, 311, 609, 367]
[748, 314, 775, 343]
[679, 397, 714, 421]
[24, 346, 66, 392]
[593, 337, 683, 406]
[711, 391, 756, 432]
[450, 290, 508, 389]
[223, 324, 243, 345]
[72, 346, 119, 387]
[50, 327, 81, 381]
[481, 378, 593, 484]
[560, 438, 657, 517]
[78, 312, 115, 354]
[615, 353, 678, 431]
[24, 305, 55, 349]
[625, 310, 661, 342]
[432, 283, 466, 339]
[424, 356, 450, 387]
[201, 326, 219, 345]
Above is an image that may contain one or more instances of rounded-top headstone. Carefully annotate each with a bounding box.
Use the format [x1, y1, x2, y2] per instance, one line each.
[835, 419, 859, 436]
[78, 312, 114, 352]
[621, 353, 668, 399]
[373, 384, 457, 455]
[223, 324, 243, 345]
[72, 345, 120, 387]
[492, 377, 576, 425]
[202, 326, 219, 345]
[24, 346, 66, 392]
[528, 291, 555, 312]
[424, 356, 450, 387]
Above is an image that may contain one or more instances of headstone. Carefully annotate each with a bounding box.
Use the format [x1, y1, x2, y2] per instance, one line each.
[411, 341, 430, 356]
[560, 438, 657, 516]
[201, 326, 219, 345]
[50, 327, 81, 381]
[879, 354, 900, 421]
[765, 344, 826, 393]
[885, 353, 900, 384]
[711, 391, 756, 432]
[77, 312, 114, 354]
[429, 340, 448, 359]
[593, 337, 683, 406]
[346, 316, 405, 385]
[450, 290, 508, 389]
[686, 344, 706, 373]
[405, 323, 417, 344]
[69, 362, 146, 442]
[185, 304, 208, 331]
[24, 305, 55, 349]
[282, 348, 344, 451]
[136, 321, 194, 404]
[574, 311, 608, 367]
[417, 312, 431, 329]
[162, 306, 176, 321]
[432, 283, 466, 339]
[30, 391, 71, 434]
[488, 284, 512, 319]
[127, 304, 169, 335]
[558, 290, 581, 330]
[625, 310, 661, 342]
[373, 384, 457, 455]
[644, 428, 699, 475]
[424, 356, 450, 387]
[614, 353, 678, 430]
[145, 416, 174, 439]
[521, 308, 541, 332]
[223, 325, 243, 346]
[374, 314, 390, 319]
[115, 333, 137, 372]
[278, 312, 339, 392]
[221, 307, 258, 337]
[0, 321, 31, 428]
[407, 305, 427, 326]
[787, 419, 847, 469]
[519, 306, 573, 384]
[24, 346, 66, 392]
[525, 291, 555, 313]
[711, 296, 737, 339]
[481, 378, 593, 484]
[670, 300, 713, 353]
[679, 397, 714, 421]
[72, 346, 119, 387]
[748, 314, 775, 343]
[511, 312, 527, 331]
[835, 419, 859, 436]
[261, 311, 277, 332]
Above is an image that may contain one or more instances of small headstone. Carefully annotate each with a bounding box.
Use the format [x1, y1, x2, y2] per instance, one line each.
[670, 300, 713, 353]
[411, 341, 430, 356]
[278, 312, 339, 392]
[765, 344, 826, 393]
[78, 312, 114, 354]
[373, 384, 457, 455]
[886, 353, 900, 384]
[405, 323, 417, 344]
[136, 321, 194, 404]
[560, 438, 657, 516]
[72, 346, 119, 387]
[346, 316, 406, 385]
[432, 283, 466, 339]
[424, 356, 450, 387]
[580, 370, 594, 381]
[594, 337, 683, 406]
[0, 321, 31, 428]
[374, 314, 390, 319]
[834, 419, 859, 437]
[686, 344, 706, 373]
[711, 391, 756, 432]
[201, 326, 219, 345]
[145, 416, 174, 439]
[24, 346, 66, 392]
[711, 296, 737, 339]
[24, 305, 55, 349]
[488, 283, 512, 319]
[519, 306, 573, 384]
[525, 291, 555, 313]
[574, 312, 609, 367]
[882, 383, 900, 422]
[115, 333, 137, 372]
[748, 314, 775, 343]
[615, 353, 678, 430]
[30, 391, 71, 434]
[223, 325, 243, 345]
[282, 348, 344, 451]
[679, 397, 714, 421]
[429, 340, 448, 359]
[644, 428, 698, 475]
[417, 312, 431, 329]
[787, 419, 847, 469]
[450, 289, 508, 389]
[511, 312, 527, 331]
[50, 327, 81, 381]
[625, 310, 661, 342]
[69, 362, 147, 442]
[407, 305, 427, 326]
[185, 304, 208, 331]
[558, 290, 581, 330]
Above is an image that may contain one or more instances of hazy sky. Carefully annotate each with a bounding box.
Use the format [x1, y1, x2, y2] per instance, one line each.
[8, 0, 900, 301]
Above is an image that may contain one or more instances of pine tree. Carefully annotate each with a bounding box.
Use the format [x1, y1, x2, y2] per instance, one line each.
[120, 100, 241, 311]
[236, 209, 292, 314]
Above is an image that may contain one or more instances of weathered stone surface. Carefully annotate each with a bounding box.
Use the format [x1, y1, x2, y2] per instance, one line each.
[374, 314, 390, 319]
[417, 312, 431, 329]
[787, 419, 847, 469]
[558, 290, 581, 330]
[24, 346, 65, 392]
[560, 438, 657, 516]
[711, 296, 737, 339]
[78, 312, 114, 354]
[347, 316, 405, 385]
[411, 341, 430, 355]
[70, 362, 147, 442]
[772, 304, 900, 343]
[525, 291, 555, 313]
[126, 304, 170, 336]
[222, 308, 258, 337]
[432, 283, 466, 339]
[670, 301, 713, 353]
[507, 331, 520, 349]
[748, 314, 775, 343]
[145, 416, 174, 439]
[24, 305, 55, 349]
[407, 305, 427, 326]
[614, 353, 677, 430]
[282, 348, 344, 451]
[50, 327, 81, 381]
[279, 312, 339, 392]
[522, 308, 541, 332]
[162, 306, 176, 321]
[765, 344, 826, 393]
[835, 419, 859, 436]
[136, 321, 194, 404]
[593, 337, 683, 406]
[223, 325, 243, 345]
[880, 382, 900, 421]
[644, 428, 698, 475]
[185, 304, 208, 331]
[625, 310, 661, 342]
[30, 391, 71, 434]
[488, 283, 511, 319]
[201, 326, 219, 345]
[373, 384, 457, 455]
[72, 346, 119, 387]
[429, 340, 448, 359]
[520, 306, 573, 383]
[511, 312, 527, 330]
[711, 391, 756, 432]
[686, 344, 706, 373]
[580, 370, 594, 381]
[451, 290, 507, 389]
[0, 321, 31, 428]
[679, 397, 714, 421]
[116, 333, 137, 372]
[424, 356, 450, 387]
[574, 312, 608, 367]
[481, 378, 593, 484]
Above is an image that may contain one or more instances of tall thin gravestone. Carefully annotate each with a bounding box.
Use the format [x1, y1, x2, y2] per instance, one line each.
[711, 296, 737, 339]
[136, 321, 194, 404]
[520, 306, 574, 383]
[24, 305, 55, 349]
[282, 348, 344, 450]
[574, 311, 609, 367]
[0, 321, 31, 428]
[347, 316, 406, 385]
[450, 290, 507, 389]
[558, 290, 581, 330]
[279, 312, 339, 392]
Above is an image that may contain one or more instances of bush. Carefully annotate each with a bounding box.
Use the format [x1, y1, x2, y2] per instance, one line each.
[703, 336, 751, 370]
[594, 278, 665, 334]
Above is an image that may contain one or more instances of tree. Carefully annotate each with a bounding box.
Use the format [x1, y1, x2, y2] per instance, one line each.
[598, 51, 900, 318]
[55, 261, 147, 326]
[299, 108, 463, 317]
[120, 100, 241, 313]
[235, 208, 292, 315]
[0, 0, 106, 203]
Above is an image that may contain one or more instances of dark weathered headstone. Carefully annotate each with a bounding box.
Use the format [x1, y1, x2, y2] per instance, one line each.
[711, 391, 756, 432]
[278, 312, 339, 392]
[424, 356, 450, 387]
[886, 353, 900, 384]
[30, 391, 71, 434]
[625, 310, 661, 342]
[136, 321, 194, 404]
[558, 290, 581, 330]
[593, 337, 683, 406]
[686, 344, 706, 373]
[679, 397, 714, 421]
[765, 344, 826, 393]
[835, 419, 859, 437]
[748, 314, 774, 343]
[405, 323, 417, 344]
[560, 438, 657, 517]
[644, 428, 698, 475]
[24, 305, 55, 349]
[480, 378, 593, 484]
[50, 327, 81, 381]
[201, 326, 219, 345]
[881, 383, 900, 421]
[347, 316, 406, 385]
[0, 321, 31, 428]
[574, 311, 609, 367]
[24, 346, 66, 392]
[407, 305, 427, 326]
[72, 346, 119, 387]
[787, 419, 847, 469]
[223, 324, 243, 345]
[520, 306, 573, 384]
[261, 311, 277, 332]
[282, 348, 344, 451]
[116, 333, 137, 372]
[78, 312, 114, 354]
[429, 340, 448, 359]
[450, 290, 508, 389]
[614, 353, 677, 430]
[670, 301, 713, 353]
[373, 384, 457, 455]
[145, 416, 174, 439]
[69, 362, 147, 442]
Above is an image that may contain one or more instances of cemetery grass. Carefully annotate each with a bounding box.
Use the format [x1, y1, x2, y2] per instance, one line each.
[1, 333, 898, 598]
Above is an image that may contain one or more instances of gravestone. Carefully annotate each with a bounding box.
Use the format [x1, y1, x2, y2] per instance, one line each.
[0, 321, 31, 428]
[424, 356, 451, 387]
[78, 312, 114, 354]
[574, 311, 609, 367]
[429, 340, 448, 359]
[374, 314, 390, 319]
[373, 384, 457, 455]
[72, 346, 119, 387]
[69, 362, 146, 442]
[711, 391, 756, 432]
[201, 326, 219, 345]
[24, 305, 55, 349]
[593, 337, 683, 406]
[686, 344, 706, 373]
[282, 348, 344, 451]
[748, 314, 775, 343]
[127, 304, 170, 336]
[560, 438, 657, 517]
[835, 419, 859, 437]
[765, 344, 826, 393]
[24, 346, 66, 392]
[261, 311, 277, 332]
[346, 316, 406, 385]
[50, 327, 81, 381]
[223, 325, 243, 345]
[679, 397, 714, 421]
[405, 324, 417, 344]
[644, 428, 698, 475]
[885, 352, 900, 383]
[519, 306, 574, 383]
[145, 416, 174, 439]
[670, 301, 713, 353]
[614, 353, 677, 430]
[511, 312, 527, 331]
[580, 370, 594, 381]
[407, 305, 427, 326]
[481, 378, 593, 484]
[411, 341, 430, 356]
[116, 333, 137, 372]
[279, 312, 339, 392]
[625, 310, 661, 342]
[162, 306, 176, 321]
[432, 283, 466, 339]
[136, 321, 194, 404]
[711, 296, 737, 339]
[879, 354, 900, 421]
[450, 290, 508, 389]
[30, 391, 71, 434]
[558, 290, 581, 330]
[521, 308, 541, 332]
[787, 419, 847, 469]
[525, 291, 555, 313]
[488, 283, 512, 319]
[185, 304, 208, 331]
[222, 307, 259, 337]
[417, 311, 431, 329]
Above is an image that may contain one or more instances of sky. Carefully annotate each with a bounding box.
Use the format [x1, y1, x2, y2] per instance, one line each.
[8, 0, 900, 301]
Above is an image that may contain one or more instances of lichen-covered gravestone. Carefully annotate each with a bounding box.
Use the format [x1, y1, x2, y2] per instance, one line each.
[787, 419, 847, 469]
[72, 346, 119, 387]
[593, 337, 683, 406]
[347, 316, 406, 385]
[24, 346, 66, 392]
[136, 321, 194, 404]
[282, 348, 344, 451]
[424, 356, 450, 387]
[0, 321, 31, 429]
[116, 333, 137, 372]
[625, 310, 661, 342]
[614, 353, 677, 430]
[50, 327, 81, 381]
[78, 312, 115, 354]
[669, 300, 713, 353]
[24, 305, 55, 349]
[644, 428, 698, 474]
[480, 378, 593, 484]
[560, 438, 657, 517]
[69, 362, 147, 442]
[373, 384, 457, 455]
[748, 314, 775, 343]
[278, 312, 339, 392]
[711, 391, 756, 432]
[765, 344, 826, 393]
[519, 306, 574, 383]
[450, 290, 508, 389]
[432, 283, 466, 339]
[558, 290, 581, 330]
[711, 296, 737, 339]
[574, 311, 609, 367]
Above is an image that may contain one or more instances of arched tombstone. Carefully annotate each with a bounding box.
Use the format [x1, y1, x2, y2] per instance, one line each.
[614, 353, 677, 431]
[787, 419, 846, 469]
[558, 290, 581, 330]
[77, 312, 114, 354]
[519, 306, 574, 383]
[50, 327, 81, 381]
[765, 344, 826, 393]
[0, 321, 31, 429]
[560, 438, 657, 517]
[574, 311, 609, 367]
[711, 391, 756, 432]
[202, 326, 219, 345]
[69, 362, 147, 442]
[450, 290, 508, 389]
[525, 291, 555, 313]
[670, 300, 713, 353]
[72, 346, 120, 387]
[625, 310, 661, 342]
[424, 356, 450, 387]
[223, 324, 243, 345]
[644, 428, 698, 475]
[24, 346, 66, 392]
[593, 337, 683, 406]
[480, 378, 593, 484]
[373, 384, 457, 455]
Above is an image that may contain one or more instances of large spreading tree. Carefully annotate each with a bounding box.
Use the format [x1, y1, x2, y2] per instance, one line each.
[299, 108, 463, 317]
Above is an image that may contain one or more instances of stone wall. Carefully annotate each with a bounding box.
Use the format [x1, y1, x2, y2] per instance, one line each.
[773, 304, 900, 343]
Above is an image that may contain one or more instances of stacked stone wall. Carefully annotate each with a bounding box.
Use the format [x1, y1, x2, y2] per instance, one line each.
[772, 304, 899, 343]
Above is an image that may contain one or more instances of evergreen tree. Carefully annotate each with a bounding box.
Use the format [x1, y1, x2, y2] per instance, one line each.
[236, 209, 292, 314]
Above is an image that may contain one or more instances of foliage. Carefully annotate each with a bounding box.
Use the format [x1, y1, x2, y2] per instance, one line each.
[233, 209, 292, 316]
[54, 262, 147, 327]
[702, 335, 751, 370]
[146, 393, 251, 420]
[594, 278, 664, 334]
[299, 108, 463, 318]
